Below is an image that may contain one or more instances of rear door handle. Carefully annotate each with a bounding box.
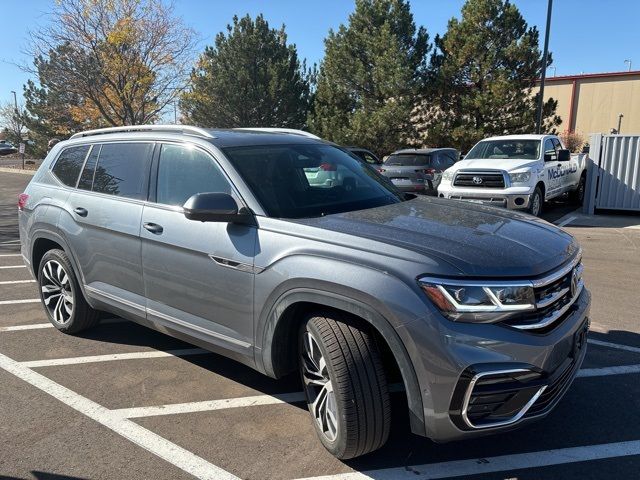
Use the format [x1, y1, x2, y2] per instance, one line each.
[143, 222, 163, 234]
[73, 207, 88, 217]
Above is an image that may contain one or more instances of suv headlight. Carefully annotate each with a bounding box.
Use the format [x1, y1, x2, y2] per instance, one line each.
[442, 170, 454, 182]
[418, 277, 535, 323]
[509, 171, 531, 184]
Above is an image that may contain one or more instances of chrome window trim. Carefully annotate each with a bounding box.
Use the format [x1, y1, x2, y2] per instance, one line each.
[461, 368, 547, 430]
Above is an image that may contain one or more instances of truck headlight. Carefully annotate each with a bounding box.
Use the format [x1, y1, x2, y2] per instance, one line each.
[442, 170, 454, 182]
[418, 277, 535, 323]
[509, 171, 531, 184]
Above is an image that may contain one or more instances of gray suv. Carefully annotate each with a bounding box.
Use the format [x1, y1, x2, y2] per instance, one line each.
[18, 125, 590, 459]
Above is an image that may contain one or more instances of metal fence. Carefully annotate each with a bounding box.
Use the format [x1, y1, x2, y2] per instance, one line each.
[583, 133, 640, 214]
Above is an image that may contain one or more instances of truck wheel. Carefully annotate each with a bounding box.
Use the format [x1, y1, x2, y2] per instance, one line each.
[569, 175, 586, 205]
[38, 249, 100, 334]
[528, 187, 543, 217]
[299, 313, 391, 459]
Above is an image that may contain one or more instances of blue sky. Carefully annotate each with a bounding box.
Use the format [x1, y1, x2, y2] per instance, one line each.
[1, 0, 639, 107]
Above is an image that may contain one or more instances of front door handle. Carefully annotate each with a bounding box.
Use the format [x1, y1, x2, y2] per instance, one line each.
[143, 222, 163, 234]
[73, 207, 88, 217]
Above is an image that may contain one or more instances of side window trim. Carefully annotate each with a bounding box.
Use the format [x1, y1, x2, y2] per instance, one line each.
[75, 143, 98, 189]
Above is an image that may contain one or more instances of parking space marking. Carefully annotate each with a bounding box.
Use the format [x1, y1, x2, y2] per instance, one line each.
[0, 351, 239, 480]
[0, 298, 40, 305]
[578, 364, 640, 378]
[557, 215, 577, 227]
[21, 348, 210, 368]
[296, 440, 640, 480]
[0, 279, 35, 285]
[588, 339, 640, 355]
[0, 265, 26, 269]
[0, 253, 22, 257]
[0, 323, 54, 332]
[113, 392, 307, 419]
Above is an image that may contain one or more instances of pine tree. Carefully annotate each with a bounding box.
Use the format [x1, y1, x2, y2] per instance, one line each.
[308, 0, 430, 157]
[180, 15, 313, 128]
[422, 0, 560, 151]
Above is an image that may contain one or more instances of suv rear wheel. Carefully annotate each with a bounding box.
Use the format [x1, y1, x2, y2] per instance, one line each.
[38, 249, 100, 334]
[299, 312, 391, 459]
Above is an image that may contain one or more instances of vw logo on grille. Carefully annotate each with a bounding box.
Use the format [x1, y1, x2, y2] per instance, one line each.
[570, 267, 579, 297]
[472, 176, 483, 185]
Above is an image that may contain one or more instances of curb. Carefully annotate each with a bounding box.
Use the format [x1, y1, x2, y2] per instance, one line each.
[0, 167, 36, 176]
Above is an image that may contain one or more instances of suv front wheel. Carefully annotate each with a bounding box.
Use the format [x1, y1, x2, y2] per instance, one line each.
[299, 313, 391, 459]
[38, 249, 100, 334]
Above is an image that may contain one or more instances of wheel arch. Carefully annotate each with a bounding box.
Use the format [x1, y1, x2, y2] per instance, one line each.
[259, 287, 427, 436]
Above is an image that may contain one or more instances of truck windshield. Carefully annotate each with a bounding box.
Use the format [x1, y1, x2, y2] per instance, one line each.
[465, 140, 540, 160]
[223, 144, 405, 218]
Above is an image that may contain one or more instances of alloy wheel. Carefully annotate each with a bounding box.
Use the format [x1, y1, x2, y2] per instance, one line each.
[41, 260, 74, 324]
[531, 193, 541, 216]
[301, 331, 338, 442]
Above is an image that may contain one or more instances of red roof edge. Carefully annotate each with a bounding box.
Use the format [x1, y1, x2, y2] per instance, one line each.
[537, 70, 640, 82]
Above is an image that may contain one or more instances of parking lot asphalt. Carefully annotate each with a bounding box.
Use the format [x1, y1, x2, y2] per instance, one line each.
[1, 170, 639, 480]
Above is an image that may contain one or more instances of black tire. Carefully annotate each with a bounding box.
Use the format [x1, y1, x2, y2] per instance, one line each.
[569, 175, 586, 205]
[299, 312, 391, 459]
[37, 249, 100, 334]
[528, 186, 543, 217]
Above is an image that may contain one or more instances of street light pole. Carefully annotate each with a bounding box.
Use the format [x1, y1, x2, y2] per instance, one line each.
[10, 90, 18, 114]
[624, 59, 632, 72]
[536, 0, 553, 134]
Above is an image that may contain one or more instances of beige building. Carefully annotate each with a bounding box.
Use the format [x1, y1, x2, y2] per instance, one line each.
[534, 70, 640, 136]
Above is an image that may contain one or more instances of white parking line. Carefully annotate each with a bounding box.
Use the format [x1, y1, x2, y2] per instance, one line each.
[295, 440, 640, 480]
[557, 215, 577, 227]
[0, 265, 26, 269]
[588, 338, 640, 355]
[0, 351, 239, 480]
[577, 364, 640, 378]
[21, 348, 210, 368]
[114, 392, 307, 419]
[0, 298, 40, 305]
[0, 279, 35, 285]
[0, 253, 22, 257]
[0, 323, 53, 332]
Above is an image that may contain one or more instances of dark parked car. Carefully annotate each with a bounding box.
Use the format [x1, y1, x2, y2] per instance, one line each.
[0, 141, 18, 156]
[379, 148, 459, 194]
[345, 147, 382, 166]
[19, 125, 590, 459]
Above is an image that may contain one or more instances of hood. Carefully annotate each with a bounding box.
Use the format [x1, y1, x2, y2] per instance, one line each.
[452, 158, 540, 172]
[291, 197, 579, 278]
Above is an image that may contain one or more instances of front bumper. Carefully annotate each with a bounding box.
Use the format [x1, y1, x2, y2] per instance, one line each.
[438, 185, 532, 209]
[401, 288, 591, 442]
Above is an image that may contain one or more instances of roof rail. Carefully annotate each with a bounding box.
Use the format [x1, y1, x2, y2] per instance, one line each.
[69, 125, 215, 140]
[234, 127, 321, 139]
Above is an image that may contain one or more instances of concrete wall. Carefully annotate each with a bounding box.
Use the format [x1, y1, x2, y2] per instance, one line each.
[533, 72, 640, 136]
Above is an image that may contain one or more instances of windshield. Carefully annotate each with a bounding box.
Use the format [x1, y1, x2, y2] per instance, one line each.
[223, 144, 405, 218]
[465, 140, 541, 160]
[384, 153, 431, 166]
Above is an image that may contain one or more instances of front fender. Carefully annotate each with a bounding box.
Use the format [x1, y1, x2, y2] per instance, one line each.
[256, 274, 428, 437]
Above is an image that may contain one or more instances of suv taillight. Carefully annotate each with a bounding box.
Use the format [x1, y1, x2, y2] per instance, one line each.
[18, 193, 29, 211]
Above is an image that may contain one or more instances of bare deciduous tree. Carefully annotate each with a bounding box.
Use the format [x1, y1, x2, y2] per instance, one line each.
[27, 0, 197, 126]
[0, 102, 27, 145]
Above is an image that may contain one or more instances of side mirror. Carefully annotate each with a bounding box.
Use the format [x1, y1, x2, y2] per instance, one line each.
[558, 149, 571, 162]
[183, 192, 254, 224]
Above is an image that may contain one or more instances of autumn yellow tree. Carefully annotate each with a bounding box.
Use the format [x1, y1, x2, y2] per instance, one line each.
[24, 0, 196, 147]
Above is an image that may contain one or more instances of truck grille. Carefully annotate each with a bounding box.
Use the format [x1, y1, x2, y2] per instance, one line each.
[453, 172, 505, 188]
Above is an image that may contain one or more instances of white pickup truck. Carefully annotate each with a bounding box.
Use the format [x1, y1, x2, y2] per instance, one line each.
[437, 134, 587, 216]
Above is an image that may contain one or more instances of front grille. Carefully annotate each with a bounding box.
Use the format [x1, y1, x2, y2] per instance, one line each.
[501, 261, 583, 333]
[453, 172, 505, 188]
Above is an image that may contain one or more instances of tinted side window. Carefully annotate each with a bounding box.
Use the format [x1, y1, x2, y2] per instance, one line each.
[52, 145, 90, 187]
[544, 139, 557, 161]
[78, 145, 100, 190]
[362, 153, 379, 165]
[156, 144, 231, 207]
[92, 143, 153, 199]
